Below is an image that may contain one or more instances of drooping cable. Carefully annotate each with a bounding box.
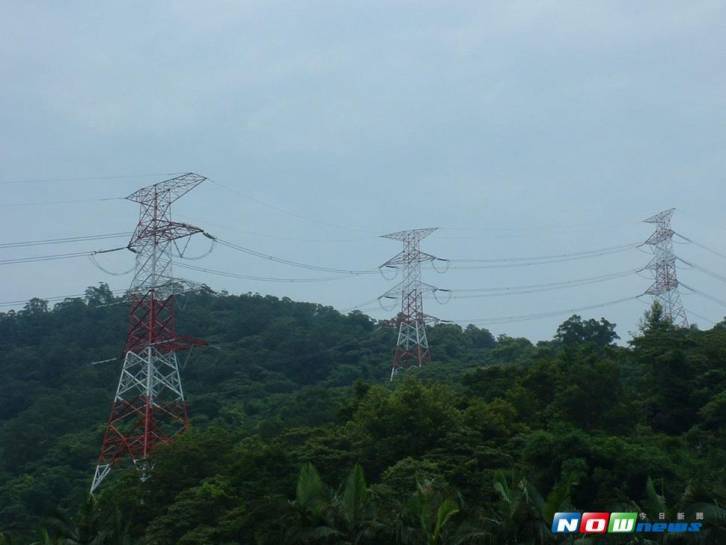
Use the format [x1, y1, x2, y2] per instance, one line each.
[680, 283, 726, 309]
[0, 245, 127, 266]
[675, 232, 726, 260]
[89, 254, 135, 276]
[176, 235, 216, 261]
[443, 244, 638, 270]
[208, 179, 374, 235]
[0, 288, 127, 308]
[339, 296, 384, 313]
[445, 295, 641, 325]
[175, 261, 356, 283]
[211, 235, 377, 276]
[0, 196, 124, 208]
[0, 232, 131, 249]
[447, 270, 637, 298]
[447, 242, 638, 264]
[685, 308, 715, 325]
[0, 250, 96, 265]
[677, 257, 726, 285]
[0, 172, 186, 185]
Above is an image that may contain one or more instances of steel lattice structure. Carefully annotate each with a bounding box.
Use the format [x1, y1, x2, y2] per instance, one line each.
[379, 228, 446, 380]
[642, 208, 688, 327]
[91, 173, 207, 494]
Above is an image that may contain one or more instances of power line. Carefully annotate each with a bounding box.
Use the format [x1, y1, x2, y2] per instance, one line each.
[681, 283, 726, 309]
[0, 250, 97, 265]
[675, 232, 726, 260]
[0, 196, 123, 208]
[212, 236, 377, 276]
[448, 242, 638, 263]
[175, 261, 357, 283]
[0, 172, 186, 185]
[443, 244, 637, 270]
[175, 215, 367, 243]
[89, 254, 135, 276]
[677, 257, 726, 285]
[636, 294, 715, 325]
[0, 232, 130, 250]
[339, 296, 383, 313]
[0, 246, 126, 266]
[684, 308, 715, 325]
[439, 220, 641, 234]
[445, 295, 641, 325]
[448, 270, 636, 296]
[208, 179, 374, 235]
[0, 288, 127, 308]
[448, 274, 636, 299]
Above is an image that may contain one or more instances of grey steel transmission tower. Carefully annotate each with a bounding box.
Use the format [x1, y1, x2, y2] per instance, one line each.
[379, 228, 447, 380]
[642, 208, 688, 326]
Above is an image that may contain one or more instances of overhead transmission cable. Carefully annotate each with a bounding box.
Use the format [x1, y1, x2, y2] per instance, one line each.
[685, 308, 715, 325]
[445, 295, 642, 325]
[175, 261, 357, 284]
[444, 269, 637, 299]
[680, 283, 726, 309]
[209, 234, 377, 276]
[0, 196, 124, 208]
[447, 242, 638, 263]
[0, 282, 209, 311]
[0, 172, 186, 185]
[0, 246, 126, 266]
[207, 179, 374, 235]
[677, 257, 726, 285]
[634, 296, 715, 325]
[443, 243, 638, 270]
[339, 296, 383, 313]
[0, 232, 131, 250]
[675, 232, 726, 260]
[0, 250, 99, 265]
[0, 288, 128, 308]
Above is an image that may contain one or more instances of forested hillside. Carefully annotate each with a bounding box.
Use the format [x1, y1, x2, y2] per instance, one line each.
[0, 284, 725, 544]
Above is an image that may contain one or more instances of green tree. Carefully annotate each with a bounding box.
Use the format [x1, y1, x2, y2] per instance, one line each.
[555, 314, 618, 348]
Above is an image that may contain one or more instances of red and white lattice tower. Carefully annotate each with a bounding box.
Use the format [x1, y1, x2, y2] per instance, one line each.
[91, 173, 207, 494]
[379, 228, 447, 380]
[642, 208, 688, 327]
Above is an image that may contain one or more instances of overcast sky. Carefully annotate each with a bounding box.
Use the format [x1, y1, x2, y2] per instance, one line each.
[1, 1, 725, 341]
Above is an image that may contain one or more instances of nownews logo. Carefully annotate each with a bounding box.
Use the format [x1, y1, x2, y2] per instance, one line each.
[552, 512, 703, 534]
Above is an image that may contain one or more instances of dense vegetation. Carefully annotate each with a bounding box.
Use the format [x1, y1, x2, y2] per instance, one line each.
[0, 284, 725, 544]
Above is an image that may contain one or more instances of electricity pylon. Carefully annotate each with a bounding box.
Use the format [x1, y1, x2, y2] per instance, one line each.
[379, 228, 447, 380]
[642, 208, 688, 327]
[91, 173, 208, 494]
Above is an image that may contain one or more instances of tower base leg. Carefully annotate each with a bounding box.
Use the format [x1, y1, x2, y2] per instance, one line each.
[90, 464, 112, 495]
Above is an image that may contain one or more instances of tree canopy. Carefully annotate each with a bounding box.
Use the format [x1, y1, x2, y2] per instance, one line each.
[0, 285, 725, 544]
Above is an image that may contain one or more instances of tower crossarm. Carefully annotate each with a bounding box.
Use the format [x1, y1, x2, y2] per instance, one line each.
[378, 281, 445, 301]
[129, 221, 204, 250]
[381, 227, 438, 242]
[642, 255, 676, 270]
[126, 173, 206, 206]
[380, 250, 439, 268]
[643, 208, 675, 225]
[643, 228, 675, 246]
